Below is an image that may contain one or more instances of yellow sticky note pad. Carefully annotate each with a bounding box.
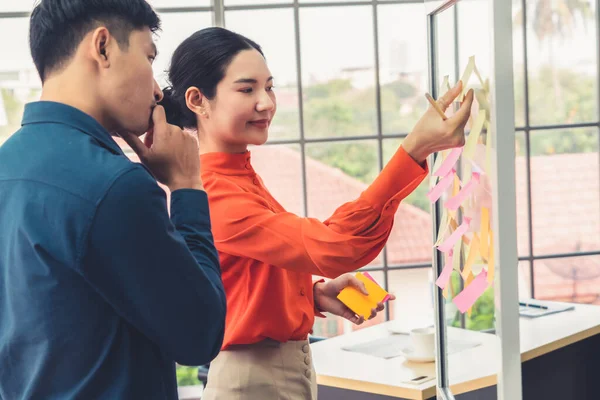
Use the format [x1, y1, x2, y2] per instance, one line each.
[337, 272, 389, 319]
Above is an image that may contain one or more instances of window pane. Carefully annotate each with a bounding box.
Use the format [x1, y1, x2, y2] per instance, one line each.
[515, 131, 531, 258]
[512, 0, 525, 127]
[300, 6, 376, 139]
[534, 255, 600, 305]
[225, 8, 300, 140]
[530, 128, 600, 256]
[301, 0, 362, 3]
[0, 0, 36, 12]
[250, 144, 304, 216]
[225, 0, 291, 5]
[457, 0, 491, 87]
[526, 0, 597, 125]
[0, 17, 41, 145]
[519, 260, 532, 299]
[433, 4, 457, 96]
[378, 4, 428, 135]
[148, 0, 210, 7]
[311, 313, 346, 338]
[388, 268, 434, 330]
[383, 138, 433, 266]
[305, 140, 382, 267]
[153, 12, 213, 86]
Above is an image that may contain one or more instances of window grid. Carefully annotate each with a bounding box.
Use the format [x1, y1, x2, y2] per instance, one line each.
[2, 0, 599, 320]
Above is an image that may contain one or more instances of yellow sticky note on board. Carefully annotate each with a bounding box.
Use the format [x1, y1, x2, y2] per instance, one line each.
[460, 56, 476, 98]
[439, 75, 451, 95]
[462, 234, 480, 279]
[337, 272, 389, 319]
[464, 110, 486, 159]
[449, 217, 458, 232]
[452, 175, 461, 197]
[480, 207, 490, 260]
[462, 234, 471, 246]
[473, 64, 485, 87]
[475, 89, 490, 112]
[452, 239, 462, 272]
[434, 208, 450, 246]
[443, 285, 449, 299]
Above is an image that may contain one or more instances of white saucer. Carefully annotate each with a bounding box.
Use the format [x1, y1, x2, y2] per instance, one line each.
[398, 346, 435, 363]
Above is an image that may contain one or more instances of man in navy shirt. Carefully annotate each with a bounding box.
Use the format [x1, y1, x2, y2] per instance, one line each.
[0, 1, 226, 399]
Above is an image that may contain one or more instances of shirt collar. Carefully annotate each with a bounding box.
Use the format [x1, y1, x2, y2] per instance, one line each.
[21, 101, 125, 156]
[200, 150, 254, 176]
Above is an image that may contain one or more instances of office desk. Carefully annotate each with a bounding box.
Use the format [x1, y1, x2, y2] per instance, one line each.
[312, 303, 600, 400]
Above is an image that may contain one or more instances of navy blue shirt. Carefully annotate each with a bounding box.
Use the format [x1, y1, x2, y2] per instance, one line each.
[0, 102, 226, 399]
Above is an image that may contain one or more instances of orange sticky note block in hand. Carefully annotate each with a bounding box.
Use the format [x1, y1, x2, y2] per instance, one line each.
[336, 272, 389, 320]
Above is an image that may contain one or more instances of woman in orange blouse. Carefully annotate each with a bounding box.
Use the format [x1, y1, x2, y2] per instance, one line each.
[157, 27, 473, 399]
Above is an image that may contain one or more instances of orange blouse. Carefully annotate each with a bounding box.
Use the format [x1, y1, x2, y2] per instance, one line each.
[200, 146, 427, 349]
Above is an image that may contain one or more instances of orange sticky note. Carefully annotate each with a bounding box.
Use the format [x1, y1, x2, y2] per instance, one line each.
[452, 174, 461, 197]
[480, 207, 490, 260]
[450, 217, 458, 231]
[487, 231, 495, 284]
[462, 234, 480, 279]
[337, 272, 389, 319]
[462, 234, 471, 246]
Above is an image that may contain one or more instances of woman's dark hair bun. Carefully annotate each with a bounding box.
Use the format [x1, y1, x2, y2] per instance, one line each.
[159, 86, 185, 129]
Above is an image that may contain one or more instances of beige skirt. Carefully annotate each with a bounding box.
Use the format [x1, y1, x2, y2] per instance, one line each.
[201, 338, 318, 400]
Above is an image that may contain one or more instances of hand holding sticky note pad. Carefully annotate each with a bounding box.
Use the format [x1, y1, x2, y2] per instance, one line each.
[336, 272, 390, 320]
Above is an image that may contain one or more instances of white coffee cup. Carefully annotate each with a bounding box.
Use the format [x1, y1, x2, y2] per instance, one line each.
[410, 326, 435, 357]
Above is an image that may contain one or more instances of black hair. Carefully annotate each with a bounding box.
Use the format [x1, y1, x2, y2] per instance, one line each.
[29, 0, 161, 82]
[160, 27, 264, 129]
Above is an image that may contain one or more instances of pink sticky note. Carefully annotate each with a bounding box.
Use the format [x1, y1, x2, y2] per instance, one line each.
[427, 169, 455, 203]
[434, 147, 463, 177]
[362, 271, 378, 284]
[437, 218, 471, 253]
[444, 173, 481, 211]
[453, 270, 489, 313]
[362, 272, 390, 303]
[435, 250, 454, 289]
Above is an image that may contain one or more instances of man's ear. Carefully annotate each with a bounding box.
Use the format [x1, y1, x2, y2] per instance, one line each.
[90, 27, 113, 68]
[185, 87, 210, 119]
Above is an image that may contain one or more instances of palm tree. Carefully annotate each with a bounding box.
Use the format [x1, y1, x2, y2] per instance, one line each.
[514, 0, 593, 117]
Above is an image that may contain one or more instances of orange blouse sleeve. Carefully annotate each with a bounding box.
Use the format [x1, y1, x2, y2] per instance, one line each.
[206, 146, 428, 278]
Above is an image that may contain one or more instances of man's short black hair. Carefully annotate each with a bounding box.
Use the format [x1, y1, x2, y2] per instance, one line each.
[29, 0, 161, 82]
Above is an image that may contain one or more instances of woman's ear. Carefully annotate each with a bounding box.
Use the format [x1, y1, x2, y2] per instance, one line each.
[185, 87, 209, 119]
